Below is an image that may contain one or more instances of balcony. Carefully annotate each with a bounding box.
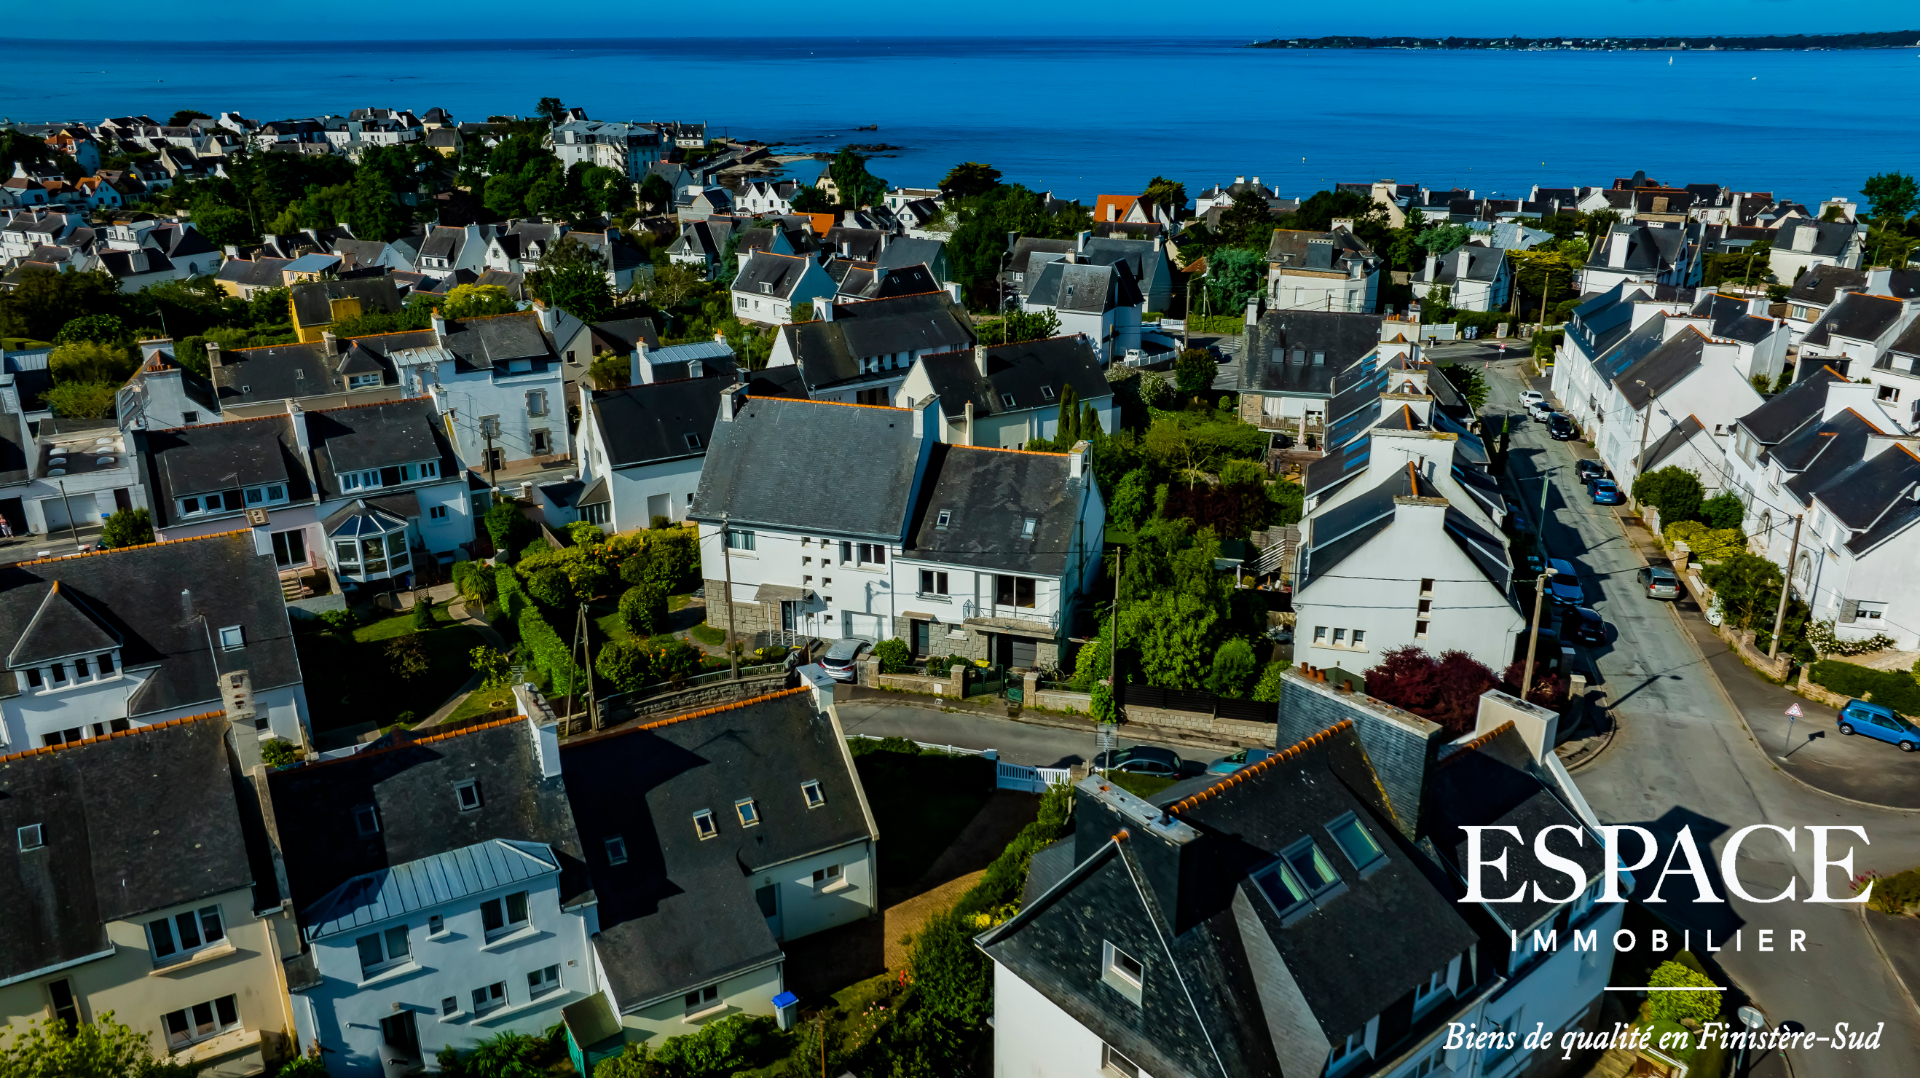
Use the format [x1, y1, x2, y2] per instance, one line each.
[960, 600, 1061, 635]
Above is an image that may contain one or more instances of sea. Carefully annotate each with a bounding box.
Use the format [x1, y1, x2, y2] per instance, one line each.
[3, 36, 1919, 204]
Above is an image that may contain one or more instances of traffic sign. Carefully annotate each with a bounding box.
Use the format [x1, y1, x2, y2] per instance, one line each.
[1785, 703, 1803, 717]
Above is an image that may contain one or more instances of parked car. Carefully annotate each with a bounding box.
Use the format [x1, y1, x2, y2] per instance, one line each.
[1575, 459, 1608, 485]
[818, 636, 874, 682]
[1522, 551, 1546, 576]
[1548, 413, 1576, 440]
[1527, 400, 1554, 422]
[1095, 746, 1184, 777]
[1207, 748, 1277, 774]
[1546, 558, 1583, 605]
[1591, 478, 1624, 505]
[1638, 565, 1681, 600]
[1837, 699, 1920, 752]
[1518, 390, 1545, 409]
[1564, 607, 1607, 646]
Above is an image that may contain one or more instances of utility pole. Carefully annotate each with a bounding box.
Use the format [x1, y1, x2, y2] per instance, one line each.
[1634, 380, 1652, 481]
[1769, 512, 1805, 661]
[580, 603, 601, 731]
[55, 479, 81, 550]
[1521, 567, 1557, 701]
[1182, 277, 1191, 353]
[721, 513, 739, 681]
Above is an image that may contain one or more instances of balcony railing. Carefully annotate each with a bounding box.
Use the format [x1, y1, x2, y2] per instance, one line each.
[960, 600, 1061, 633]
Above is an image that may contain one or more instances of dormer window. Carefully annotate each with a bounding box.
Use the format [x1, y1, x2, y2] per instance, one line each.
[1001, 393, 1015, 407]
[760, 282, 773, 294]
[347, 373, 380, 389]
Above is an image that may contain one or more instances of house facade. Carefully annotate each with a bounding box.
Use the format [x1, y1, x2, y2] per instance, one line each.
[1020, 258, 1143, 365]
[732, 251, 836, 326]
[567, 350, 739, 532]
[1411, 245, 1511, 312]
[1265, 226, 1382, 314]
[766, 291, 975, 406]
[896, 338, 1117, 449]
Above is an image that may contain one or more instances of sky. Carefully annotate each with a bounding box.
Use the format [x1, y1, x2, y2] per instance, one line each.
[8, 2, 1918, 40]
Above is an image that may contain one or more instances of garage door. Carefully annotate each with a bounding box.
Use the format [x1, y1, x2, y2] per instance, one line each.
[39, 495, 70, 531]
[1008, 636, 1037, 669]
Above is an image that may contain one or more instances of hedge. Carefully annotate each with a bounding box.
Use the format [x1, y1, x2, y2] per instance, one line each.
[517, 605, 584, 698]
[495, 564, 528, 623]
[1808, 659, 1920, 715]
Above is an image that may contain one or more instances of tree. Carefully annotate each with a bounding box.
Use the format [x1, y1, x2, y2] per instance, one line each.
[1861, 172, 1919, 222]
[1216, 192, 1277, 247]
[0, 267, 126, 341]
[1434, 362, 1489, 411]
[989, 307, 1060, 344]
[1206, 637, 1259, 697]
[939, 161, 1001, 199]
[637, 173, 674, 213]
[189, 203, 256, 249]
[1632, 466, 1704, 523]
[1122, 590, 1223, 689]
[443, 283, 517, 319]
[42, 382, 119, 419]
[482, 500, 535, 560]
[465, 1030, 544, 1078]
[166, 109, 211, 127]
[788, 184, 834, 213]
[1501, 656, 1567, 710]
[1173, 349, 1216, 395]
[1108, 469, 1153, 531]
[595, 640, 653, 692]
[52, 313, 128, 346]
[618, 584, 668, 637]
[526, 236, 612, 320]
[347, 151, 410, 243]
[100, 508, 152, 549]
[1142, 176, 1187, 217]
[647, 259, 709, 310]
[1646, 959, 1722, 1026]
[1203, 246, 1264, 313]
[1702, 551, 1784, 634]
[471, 646, 512, 688]
[1699, 490, 1744, 530]
[0, 1013, 199, 1078]
[1054, 384, 1080, 445]
[1252, 660, 1288, 702]
[386, 635, 430, 680]
[536, 97, 569, 125]
[828, 148, 885, 209]
[945, 183, 1094, 308]
[1364, 646, 1498, 735]
[1415, 221, 1471, 257]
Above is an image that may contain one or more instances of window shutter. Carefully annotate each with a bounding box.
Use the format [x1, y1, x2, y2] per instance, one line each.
[1839, 599, 1859, 624]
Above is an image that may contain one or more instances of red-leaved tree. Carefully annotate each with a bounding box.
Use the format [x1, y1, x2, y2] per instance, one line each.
[1363, 646, 1498, 734]
[1501, 657, 1568, 711]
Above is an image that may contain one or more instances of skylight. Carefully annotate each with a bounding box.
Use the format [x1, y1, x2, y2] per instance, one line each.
[1022, 518, 1037, 538]
[801, 780, 825, 808]
[693, 809, 717, 840]
[453, 779, 481, 812]
[605, 835, 629, 865]
[1325, 813, 1385, 872]
[735, 798, 760, 827]
[17, 824, 43, 852]
[935, 510, 951, 529]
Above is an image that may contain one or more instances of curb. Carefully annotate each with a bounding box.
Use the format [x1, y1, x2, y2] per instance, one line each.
[1858, 905, 1920, 1023]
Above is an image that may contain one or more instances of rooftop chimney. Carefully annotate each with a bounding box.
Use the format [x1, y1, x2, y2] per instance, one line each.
[814, 297, 834, 322]
[1069, 439, 1089, 479]
[1235, 176, 1245, 185]
[1867, 266, 1894, 295]
[1076, 230, 1090, 254]
[912, 394, 938, 440]
[1791, 223, 1817, 253]
[630, 341, 651, 386]
[718, 381, 747, 422]
[974, 344, 989, 377]
[533, 298, 557, 335]
[321, 330, 338, 356]
[206, 340, 222, 368]
[431, 308, 446, 340]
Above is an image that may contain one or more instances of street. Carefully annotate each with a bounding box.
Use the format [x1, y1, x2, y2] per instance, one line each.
[1485, 356, 1920, 1077]
[834, 698, 1211, 768]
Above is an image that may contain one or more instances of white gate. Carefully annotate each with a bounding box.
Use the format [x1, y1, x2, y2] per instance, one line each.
[995, 760, 1072, 793]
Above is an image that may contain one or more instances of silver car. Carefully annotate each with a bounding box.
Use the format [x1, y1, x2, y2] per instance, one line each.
[819, 637, 874, 682]
[1639, 565, 1681, 600]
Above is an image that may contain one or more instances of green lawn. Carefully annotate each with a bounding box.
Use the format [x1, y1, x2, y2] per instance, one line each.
[850, 741, 994, 892]
[296, 604, 485, 733]
[1105, 772, 1178, 800]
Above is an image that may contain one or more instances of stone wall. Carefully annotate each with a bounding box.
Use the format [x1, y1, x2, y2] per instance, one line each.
[605, 673, 790, 723]
[1276, 668, 1447, 838]
[1031, 688, 1093, 714]
[702, 579, 772, 637]
[877, 669, 966, 697]
[1123, 704, 1278, 746]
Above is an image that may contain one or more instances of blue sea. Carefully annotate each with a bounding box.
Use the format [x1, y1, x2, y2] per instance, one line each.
[3, 36, 1918, 204]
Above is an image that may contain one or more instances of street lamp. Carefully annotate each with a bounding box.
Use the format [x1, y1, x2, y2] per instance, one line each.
[1521, 566, 1558, 701]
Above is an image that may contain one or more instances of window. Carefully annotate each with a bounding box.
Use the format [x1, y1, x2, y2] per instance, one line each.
[735, 798, 759, 826]
[472, 982, 507, 1016]
[420, 460, 439, 479]
[605, 835, 629, 864]
[857, 543, 885, 565]
[1101, 1043, 1142, 1078]
[1879, 384, 1900, 402]
[725, 529, 756, 551]
[531, 429, 551, 455]
[348, 373, 380, 389]
[25, 668, 41, 689]
[528, 964, 561, 999]
[994, 575, 1036, 608]
[162, 996, 239, 1049]
[1415, 619, 1430, 638]
[147, 905, 226, 962]
[480, 415, 501, 438]
[1420, 577, 1434, 596]
[1328, 1029, 1366, 1069]
[454, 779, 481, 811]
[1857, 601, 1888, 621]
[527, 389, 548, 416]
[812, 864, 843, 889]
[1252, 840, 1344, 921]
[480, 891, 530, 939]
[1332, 628, 1347, 646]
[356, 925, 412, 978]
[935, 509, 951, 529]
[801, 780, 825, 808]
[353, 804, 379, 836]
[428, 914, 445, 936]
[693, 809, 717, 839]
[1350, 630, 1366, 649]
[46, 979, 79, 1032]
[684, 985, 720, 1016]
[50, 663, 66, 684]
[182, 410, 198, 424]
[17, 824, 43, 851]
[1101, 941, 1144, 1004]
[429, 505, 448, 521]
[1001, 393, 1015, 407]
[218, 625, 244, 650]
[919, 570, 948, 595]
[1414, 969, 1450, 1010]
[1021, 517, 1036, 538]
[1041, 385, 1056, 399]
[334, 540, 360, 567]
[1325, 813, 1385, 871]
[1417, 599, 1432, 614]
[441, 996, 459, 1017]
[1314, 626, 1327, 644]
[684, 433, 701, 449]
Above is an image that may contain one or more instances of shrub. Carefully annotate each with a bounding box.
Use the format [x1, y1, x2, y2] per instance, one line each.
[386, 635, 429, 680]
[650, 514, 671, 530]
[1646, 959, 1722, 1026]
[1699, 490, 1745, 530]
[566, 519, 603, 547]
[618, 551, 653, 587]
[525, 565, 573, 609]
[260, 738, 299, 767]
[272, 1055, 330, 1078]
[49, 339, 135, 383]
[1866, 867, 1920, 914]
[470, 646, 512, 688]
[495, 564, 529, 622]
[522, 538, 552, 558]
[872, 637, 913, 674]
[455, 562, 497, 606]
[1632, 466, 1704, 523]
[1090, 679, 1117, 722]
[1205, 637, 1259, 697]
[1662, 520, 1745, 560]
[1252, 659, 1289, 702]
[618, 584, 668, 637]
[1364, 646, 1498, 735]
[42, 380, 118, 419]
[1809, 659, 1920, 714]
[596, 639, 653, 692]
[53, 312, 128, 345]
[593, 1042, 652, 1078]
[99, 507, 153, 548]
[482, 500, 535, 559]
[653, 1014, 776, 1078]
[410, 596, 434, 631]
[319, 608, 358, 634]
[517, 606, 584, 697]
[1805, 620, 1896, 657]
[464, 1030, 543, 1078]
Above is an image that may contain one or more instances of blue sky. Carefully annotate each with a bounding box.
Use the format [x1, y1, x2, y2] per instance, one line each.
[13, 3, 1919, 40]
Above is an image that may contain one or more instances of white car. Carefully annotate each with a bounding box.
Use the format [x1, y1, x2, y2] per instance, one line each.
[1518, 390, 1545, 408]
[1527, 400, 1554, 421]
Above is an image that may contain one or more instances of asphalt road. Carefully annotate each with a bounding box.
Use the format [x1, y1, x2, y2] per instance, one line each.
[1489, 358, 1920, 1077]
[834, 699, 1208, 769]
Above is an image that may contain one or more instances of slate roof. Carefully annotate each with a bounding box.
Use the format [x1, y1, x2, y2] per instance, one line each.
[0, 531, 304, 705]
[1007, 237, 1074, 283]
[776, 292, 974, 394]
[560, 689, 874, 1008]
[1415, 245, 1506, 286]
[691, 397, 925, 540]
[289, 276, 402, 328]
[138, 414, 312, 526]
[874, 236, 945, 275]
[437, 311, 556, 371]
[211, 330, 431, 404]
[1787, 264, 1865, 307]
[1615, 328, 1707, 408]
[590, 373, 734, 469]
[1836, 446, 1920, 557]
[0, 714, 253, 980]
[214, 255, 292, 290]
[904, 444, 1090, 577]
[1691, 292, 1777, 345]
[1242, 310, 1383, 398]
[1025, 260, 1141, 314]
[1586, 223, 1690, 274]
[1803, 292, 1905, 348]
[1779, 409, 1882, 506]
[1636, 414, 1707, 471]
[1739, 364, 1847, 445]
[267, 716, 592, 918]
[1079, 237, 1168, 300]
[913, 336, 1108, 423]
[1771, 219, 1856, 259]
[303, 838, 559, 941]
[589, 317, 662, 357]
[1263, 228, 1375, 271]
[305, 397, 457, 497]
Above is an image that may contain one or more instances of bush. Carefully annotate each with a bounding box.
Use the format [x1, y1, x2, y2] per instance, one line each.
[272, 1055, 330, 1078]
[470, 646, 511, 688]
[521, 538, 552, 558]
[464, 1030, 544, 1078]
[1252, 659, 1289, 702]
[53, 312, 128, 345]
[495, 564, 529, 622]
[1205, 637, 1259, 697]
[386, 635, 429, 680]
[454, 562, 497, 606]
[517, 606, 584, 697]
[872, 637, 912, 674]
[260, 738, 299, 767]
[1698, 490, 1744, 530]
[618, 584, 668, 637]
[1364, 646, 1499, 735]
[654, 1014, 776, 1078]
[410, 596, 434, 630]
[1867, 866, 1920, 914]
[42, 380, 118, 419]
[482, 500, 536, 560]
[566, 519, 603, 547]
[525, 565, 573, 610]
[319, 609, 358, 635]
[1632, 466, 1704, 524]
[596, 639, 653, 692]
[651, 636, 706, 683]
[593, 1043, 652, 1078]
[99, 507, 153, 548]
[50, 339, 136, 384]
[1805, 619, 1896, 657]
[1809, 659, 1920, 714]
[1662, 520, 1745, 560]
[1646, 959, 1722, 1026]
[1090, 679, 1117, 722]
[617, 551, 653, 587]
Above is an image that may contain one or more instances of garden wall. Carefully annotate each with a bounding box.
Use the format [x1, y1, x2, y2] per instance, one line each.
[604, 673, 791, 724]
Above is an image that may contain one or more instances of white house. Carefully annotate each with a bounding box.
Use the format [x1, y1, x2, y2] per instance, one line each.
[1410, 244, 1511, 312]
[565, 344, 739, 532]
[11, 421, 144, 537]
[732, 251, 837, 326]
[548, 120, 660, 178]
[982, 678, 1621, 1078]
[1233, 304, 1389, 440]
[692, 393, 1103, 667]
[767, 291, 974, 406]
[0, 530, 312, 756]
[271, 705, 592, 1077]
[1766, 218, 1863, 283]
[1578, 221, 1704, 294]
[1021, 258, 1143, 365]
[1265, 225, 1383, 314]
[897, 337, 1116, 449]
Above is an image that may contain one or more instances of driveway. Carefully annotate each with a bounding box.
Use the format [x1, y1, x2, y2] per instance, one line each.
[1487, 357, 1920, 1077]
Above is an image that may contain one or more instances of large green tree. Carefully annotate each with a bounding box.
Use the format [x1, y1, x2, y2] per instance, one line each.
[945, 184, 1093, 308]
[0, 1014, 198, 1078]
[1862, 171, 1919, 221]
[939, 161, 1001, 199]
[1142, 175, 1186, 216]
[828, 147, 886, 209]
[526, 236, 612, 320]
[1203, 247, 1264, 313]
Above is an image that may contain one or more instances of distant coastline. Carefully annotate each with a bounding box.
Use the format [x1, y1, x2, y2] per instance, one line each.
[1247, 30, 1920, 51]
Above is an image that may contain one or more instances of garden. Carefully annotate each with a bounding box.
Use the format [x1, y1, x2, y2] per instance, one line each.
[292, 597, 486, 739]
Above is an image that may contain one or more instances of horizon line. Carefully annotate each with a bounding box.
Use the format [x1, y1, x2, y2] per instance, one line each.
[4, 29, 1919, 45]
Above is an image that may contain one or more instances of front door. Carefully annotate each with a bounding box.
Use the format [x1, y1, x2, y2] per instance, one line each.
[781, 601, 797, 633]
[272, 528, 308, 568]
[646, 493, 669, 525]
[1009, 636, 1037, 669]
[911, 620, 930, 658]
[378, 1011, 420, 1076]
[755, 883, 782, 940]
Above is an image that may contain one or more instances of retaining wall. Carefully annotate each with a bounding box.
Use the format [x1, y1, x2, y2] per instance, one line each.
[606, 674, 790, 722]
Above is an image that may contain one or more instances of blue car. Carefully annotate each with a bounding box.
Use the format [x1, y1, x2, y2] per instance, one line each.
[1546, 558, 1583, 606]
[1591, 478, 1623, 505]
[1837, 699, 1920, 752]
[1207, 748, 1276, 774]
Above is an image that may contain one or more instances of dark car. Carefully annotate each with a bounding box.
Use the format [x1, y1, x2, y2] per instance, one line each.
[1576, 459, 1608, 485]
[818, 636, 874, 683]
[1591, 478, 1624, 505]
[1548, 412, 1575, 440]
[1564, 607, 1607, 646]
[1546, 558, 1583, 605]
[1095, 746, 1184, 777]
